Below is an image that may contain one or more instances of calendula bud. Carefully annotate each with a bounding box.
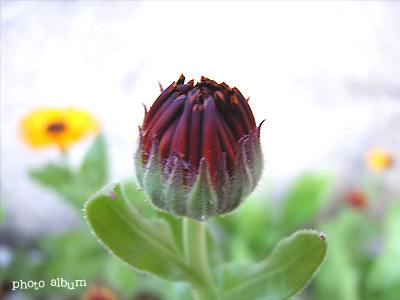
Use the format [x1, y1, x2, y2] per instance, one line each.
[345, 189, 367, 208]
[135, 75, 263, 221]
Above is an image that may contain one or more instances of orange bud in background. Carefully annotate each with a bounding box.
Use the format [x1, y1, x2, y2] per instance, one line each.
[82, 286, 117, 300]
[345, 189, 367, 208]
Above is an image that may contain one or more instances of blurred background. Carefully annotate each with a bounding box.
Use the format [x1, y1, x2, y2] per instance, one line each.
[1, 1, 399, 300]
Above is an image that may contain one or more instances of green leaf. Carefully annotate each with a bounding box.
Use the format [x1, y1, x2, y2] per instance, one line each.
[212, 184, 279, 264]
[365, 201, 400, 300]
[7, 228, 109, 297]
[29, 136, 109, 209]
[38, 229, 108, 282]
[0, 246, 43, 287]
[121, 178, 157, 219]
[84, 182, 192, 282]
[29, 163, 85, 208]
[280, 173, 333, 232]
[30, 163, 74, 188]
[314, 209, 374, 300]
[314, 227, 359, 300]
[0, 198, 6, 229]
[105, 257, 139, 298]
[219, 230, 327, 300]
[229, 191, 277, 262]
[30, 163, 93, 209]
[80, 134, 108, 188]
[121, 179, 188, 256]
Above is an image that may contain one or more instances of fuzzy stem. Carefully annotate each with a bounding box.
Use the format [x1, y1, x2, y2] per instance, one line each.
[183, 218, 217, 300]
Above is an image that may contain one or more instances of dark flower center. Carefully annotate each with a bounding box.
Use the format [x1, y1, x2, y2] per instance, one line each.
[47, 122, 66, 133]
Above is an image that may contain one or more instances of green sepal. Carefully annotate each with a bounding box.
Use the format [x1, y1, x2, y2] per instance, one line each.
[164, 156, 186, 216]
[135, 128, 263, 221]
[143, 141, 165, 210]
[229, 137, 253, 211]
[247, 128, 264, 187]
[215, 154, 232, 212]
[187, 159, 217, 221]
[134, 138, 145, 188]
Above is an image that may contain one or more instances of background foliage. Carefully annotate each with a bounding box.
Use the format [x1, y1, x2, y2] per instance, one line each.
[1, 135, 399, 300]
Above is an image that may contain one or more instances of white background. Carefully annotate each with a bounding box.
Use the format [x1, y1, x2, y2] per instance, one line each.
[1, 1, 400, 241]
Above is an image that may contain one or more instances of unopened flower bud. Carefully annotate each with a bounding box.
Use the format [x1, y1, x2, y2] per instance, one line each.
[135, 75, 263, 221]
[345, 189, 367, 208]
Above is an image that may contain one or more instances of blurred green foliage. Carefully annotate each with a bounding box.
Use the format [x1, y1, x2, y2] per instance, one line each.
[212, 171, 400, 300]
[85, 181, 327, 300]
[213, 172, 333, 263]
[29, 135, 108, 209]
[1, 135, 399, 300]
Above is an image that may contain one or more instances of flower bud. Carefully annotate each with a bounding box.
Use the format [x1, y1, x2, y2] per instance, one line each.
[135, 75, 263, 221]
[345, 189, 367, 208]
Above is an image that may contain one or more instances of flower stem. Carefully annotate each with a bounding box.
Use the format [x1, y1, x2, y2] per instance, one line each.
[60, 150, 69, 167]
[183, 218, 217, 300]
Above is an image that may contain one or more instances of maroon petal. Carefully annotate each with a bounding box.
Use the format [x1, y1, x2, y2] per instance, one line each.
[232, 87, 256, 130]
[177, 74, 185, 85]
[229, 94, 252, 133]
[213, 91, 245, 140]
[202, 96, 220, 178]
[216, 113, 236, 171]
[143, 82, 176, 128]
[143, 95, 185, 154]
[159, 118, 179, 159]
[135, 75, 263, 220]
[170, 92, 195, 159]
[189, 104, 202, 168]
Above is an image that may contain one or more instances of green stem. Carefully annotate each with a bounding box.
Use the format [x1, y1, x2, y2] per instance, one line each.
[60, 150, 69, 167]
[183, 218, 217, 300]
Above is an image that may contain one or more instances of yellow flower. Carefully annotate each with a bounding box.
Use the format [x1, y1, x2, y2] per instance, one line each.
[19, 107, 100, 151]
[366, 147, 393, 172]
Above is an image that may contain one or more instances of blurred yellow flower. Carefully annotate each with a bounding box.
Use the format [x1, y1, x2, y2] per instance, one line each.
[366, 147, 393, 172]
[82, 286, 117, 300]
[19, 107, 100, 151]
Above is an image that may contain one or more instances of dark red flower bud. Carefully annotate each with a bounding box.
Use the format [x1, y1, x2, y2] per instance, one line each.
[135, 75, 263, 220]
